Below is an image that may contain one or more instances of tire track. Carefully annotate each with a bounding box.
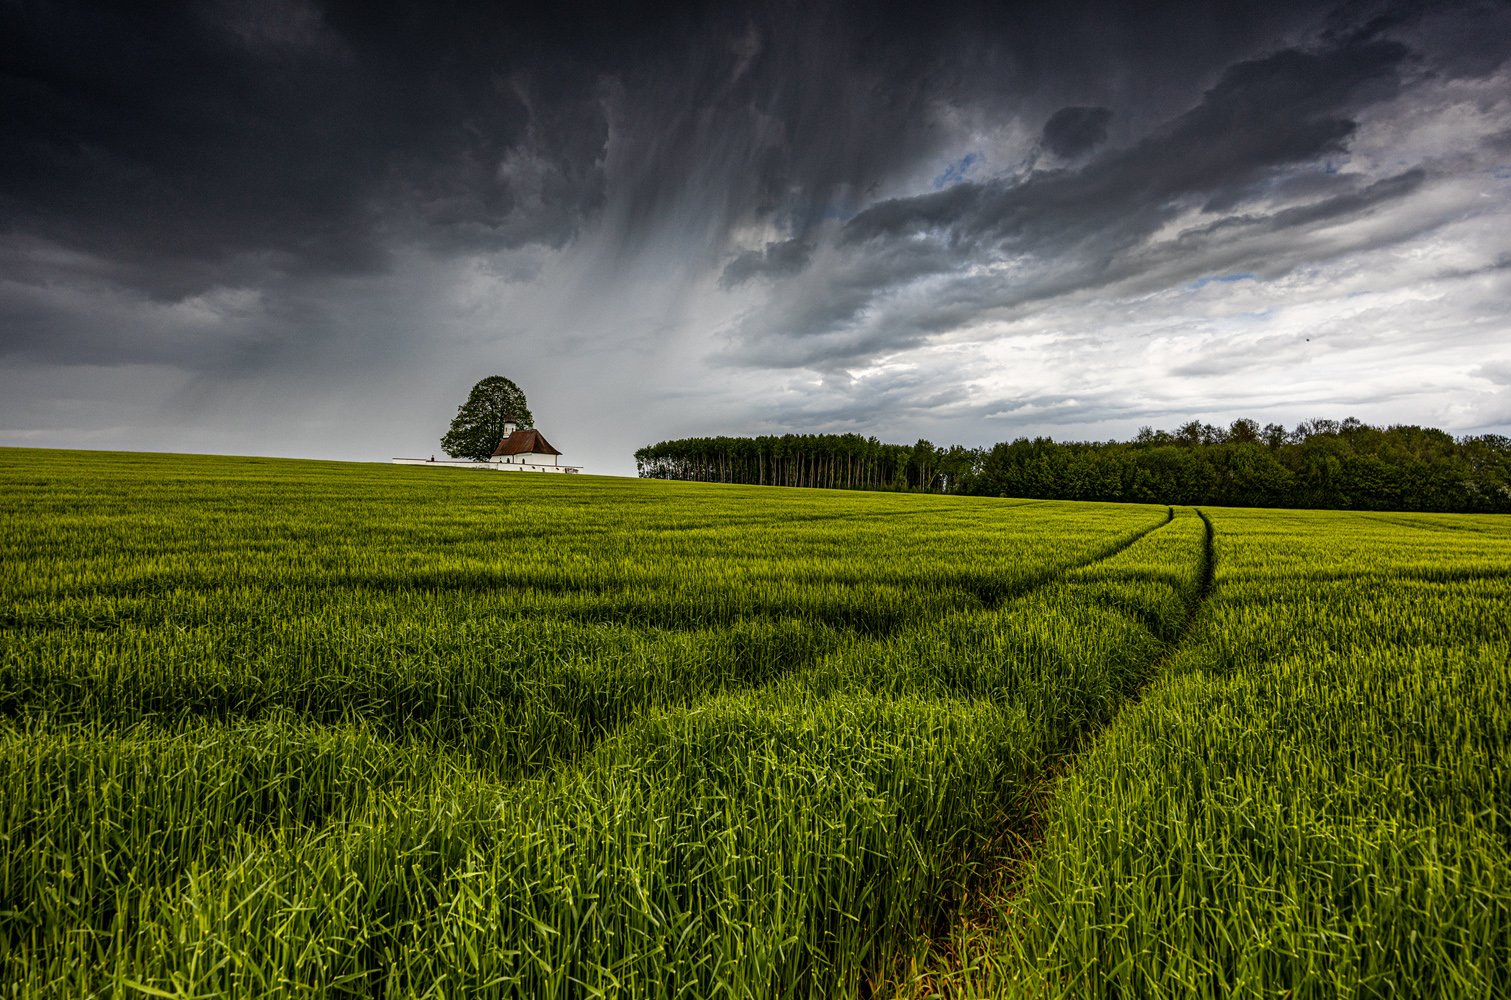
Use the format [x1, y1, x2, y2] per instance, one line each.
[975, 505, 1176, 611]
[912, 506, 1216, 996]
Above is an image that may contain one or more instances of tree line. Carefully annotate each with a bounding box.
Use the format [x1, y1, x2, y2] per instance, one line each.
[637, 418, 1511, 513]
[634, 433, 979, 493]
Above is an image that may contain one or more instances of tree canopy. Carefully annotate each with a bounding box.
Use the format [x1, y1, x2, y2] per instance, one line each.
[440, 376, 535, 461]
[634, 434, 977, 493]
[636, 419, 1511, 513]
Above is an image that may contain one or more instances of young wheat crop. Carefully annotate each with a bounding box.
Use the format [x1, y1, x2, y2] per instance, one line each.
[3, 448, 1502, 998]
[996, 507, 1511, 999]
[1, 449, 1194, 997]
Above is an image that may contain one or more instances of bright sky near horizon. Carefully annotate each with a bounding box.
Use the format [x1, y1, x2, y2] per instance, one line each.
[3, 0, 1510, 474]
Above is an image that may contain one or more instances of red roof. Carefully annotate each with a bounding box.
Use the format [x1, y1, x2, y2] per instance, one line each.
[492, 428, 562, 457]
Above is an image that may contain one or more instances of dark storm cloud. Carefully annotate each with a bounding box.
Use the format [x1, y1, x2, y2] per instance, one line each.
[0, 0, 1341, 302]
[0, 0, 617, 300]
[1040, 106, 1113, 159]
[845, 41, 1406, 246]
[3, 0, 1510, 457]
[719, 35, 1437, 369]
[719, 239, 812, 287]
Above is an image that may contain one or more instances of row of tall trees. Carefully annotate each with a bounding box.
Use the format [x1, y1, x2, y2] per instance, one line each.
[633, 434, 978, 492]
[637, 419, 1511, 513]
[975, 419, 1511, 512]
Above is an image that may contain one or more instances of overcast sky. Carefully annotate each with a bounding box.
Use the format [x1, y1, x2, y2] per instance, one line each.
[3, 0, 1510, 474]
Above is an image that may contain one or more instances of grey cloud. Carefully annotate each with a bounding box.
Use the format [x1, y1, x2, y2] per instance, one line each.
[0, 0, 1345, 303]
[1370, 0, 1511, 78]
[1473, 360, 1511, 386]
[847, 41, 1407, 247]
[4, 0, 1510, 466]
[719, 239, 813, 287]
[726, 37, 1419, 369]
[214, 0, 349, 54]
[1266, 167, 1425, 227]
[1040, 106, 1112, 158]
[1161, 168, 1427, 247]
[0, 1, 618, 302]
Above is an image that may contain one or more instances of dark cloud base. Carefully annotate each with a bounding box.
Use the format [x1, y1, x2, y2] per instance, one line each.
[1, 0, 1368, 302]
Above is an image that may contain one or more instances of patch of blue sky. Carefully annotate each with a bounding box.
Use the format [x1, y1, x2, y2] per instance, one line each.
[1187, 272, 1256, 290]
[932, 152, 982, 190]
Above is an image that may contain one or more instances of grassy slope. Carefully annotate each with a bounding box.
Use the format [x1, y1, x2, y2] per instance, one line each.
[1, 448, 1202, 997]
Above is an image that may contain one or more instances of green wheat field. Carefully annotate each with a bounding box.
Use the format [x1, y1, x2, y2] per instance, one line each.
[1, 448, 1507, 998]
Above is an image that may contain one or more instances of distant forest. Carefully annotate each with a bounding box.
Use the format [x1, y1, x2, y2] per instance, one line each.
[635, 419, 1511, 513]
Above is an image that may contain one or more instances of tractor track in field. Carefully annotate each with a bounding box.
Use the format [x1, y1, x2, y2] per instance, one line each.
[974, 504, 1175, 612]
[0, 506, 1183, 793]
[410, 509, 1190, 808]
[497, 508, 1187, 790]
[908, 506, 1217, 998]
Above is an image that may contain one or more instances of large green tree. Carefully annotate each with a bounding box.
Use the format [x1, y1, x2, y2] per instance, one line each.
[440, 376, 535, 460]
